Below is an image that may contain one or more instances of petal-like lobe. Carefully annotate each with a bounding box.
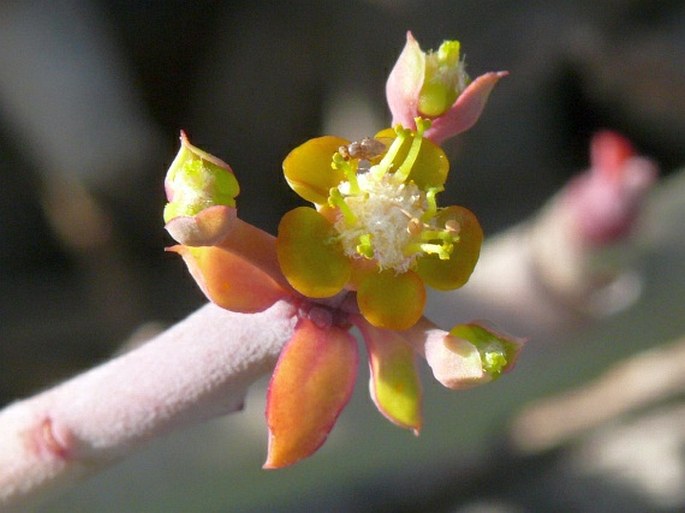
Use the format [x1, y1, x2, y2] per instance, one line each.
[356, 320, 422, 432]
[422, 329, 487, 390]
[426, 71, 508, 144]
[417, 206, 483, 290]
[168, 244, 288, 313]
[356, 269, 425, 330]
[164, 205, 236, 246]
[386, 31, 425, 131]
[264, 318, 358, 468]
[283, 136, 348, 205]
[277, 207, 351, 298]
[421, 322, 526, 390]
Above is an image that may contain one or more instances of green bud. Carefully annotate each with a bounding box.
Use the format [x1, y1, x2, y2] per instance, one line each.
[417, 39, 468, 117]
[163, 132, 239, 224]
[450, 323, 522, 379]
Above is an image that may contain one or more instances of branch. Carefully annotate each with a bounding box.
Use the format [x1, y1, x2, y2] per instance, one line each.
[510, 334, 685, 453]
[0, 156, 656, 509]
[0, 300, 298, 511]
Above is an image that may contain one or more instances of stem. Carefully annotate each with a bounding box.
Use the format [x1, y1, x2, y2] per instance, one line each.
[0, 164, 658, 510]
[0, 300, 298, 511]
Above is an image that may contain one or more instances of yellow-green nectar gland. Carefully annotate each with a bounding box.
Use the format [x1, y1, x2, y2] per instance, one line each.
[329, 123, 459, 273]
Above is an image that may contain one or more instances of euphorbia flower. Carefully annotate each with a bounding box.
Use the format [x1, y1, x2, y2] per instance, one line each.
[386, 31, 507, 144]
[163, 131, 293, 310]
[163, 134, 524, 469]
[567, 130, 657, 246]
[163, 131, 240, 246]
[278, 119, 483, 331]
[530, 130, 657, 314]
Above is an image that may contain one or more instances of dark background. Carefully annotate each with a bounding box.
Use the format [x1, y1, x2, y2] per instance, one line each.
[1, 1, 684, 511]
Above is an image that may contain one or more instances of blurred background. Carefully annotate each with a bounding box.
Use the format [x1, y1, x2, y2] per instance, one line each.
[1, 0, 684, 511]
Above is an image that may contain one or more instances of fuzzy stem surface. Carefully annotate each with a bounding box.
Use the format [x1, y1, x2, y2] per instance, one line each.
[0, 300, 298, 511]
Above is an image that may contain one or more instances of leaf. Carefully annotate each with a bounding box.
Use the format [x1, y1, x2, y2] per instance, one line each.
[264, 319, 358, 468]
[356, 320, 422, 433]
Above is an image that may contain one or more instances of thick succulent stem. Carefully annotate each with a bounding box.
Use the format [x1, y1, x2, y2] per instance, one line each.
[0, 300, 297, 511]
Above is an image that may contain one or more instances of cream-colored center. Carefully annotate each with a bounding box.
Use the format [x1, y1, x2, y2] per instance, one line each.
[334, 173, 428, 272]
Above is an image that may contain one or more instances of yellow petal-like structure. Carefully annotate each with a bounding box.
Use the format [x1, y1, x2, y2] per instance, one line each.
[356, 268, 426, 331]
[282, 136, 348, 205]
[417, 205, 483, 290]
[277, 207, 351, 298]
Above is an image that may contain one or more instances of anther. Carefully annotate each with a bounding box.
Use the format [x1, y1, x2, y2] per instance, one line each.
[445, 219, 459, 232]
[407, 218, 423, 237]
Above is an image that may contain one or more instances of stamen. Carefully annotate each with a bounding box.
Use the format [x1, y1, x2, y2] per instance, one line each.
[421, 229, 456, 243]
[332, 153, 359, 193]
[393, 118, 432, 184]
[444, 219, 461, 234]
[356, 233, 374, 259]
[372, 125, 409, 179]
[328, 188, 357, 226]
[407, 218, 423, 237]
[404, 240, 452, 260]
[420, 186, 443, 222]
[420, 242, 453, 260]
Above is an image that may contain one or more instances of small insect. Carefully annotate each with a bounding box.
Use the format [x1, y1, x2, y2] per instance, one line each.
[338, 137, 388, 161]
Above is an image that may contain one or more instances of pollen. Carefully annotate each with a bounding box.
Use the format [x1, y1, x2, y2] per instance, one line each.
[327, 119, 459, 273]
[334, 173, 428, 272]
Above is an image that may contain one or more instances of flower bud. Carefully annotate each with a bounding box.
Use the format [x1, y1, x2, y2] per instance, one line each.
[163, 131, 240, 246]
[418, 40, 467, 117]
[423, 322, 525, 390]
[386, 31, 507, 144]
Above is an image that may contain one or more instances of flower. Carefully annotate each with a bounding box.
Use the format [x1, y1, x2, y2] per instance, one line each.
[163, 136, 524, 470]
[278, 119, 483, 331]
[163, 131, 240, 246]
[386, 31, 507, 144]
[163, 27, 525, 469]
[163, 131, 292, 311]
[417, 320, 524, 390]
[264, 312, 524, 469]
[567, 130, 657, 245]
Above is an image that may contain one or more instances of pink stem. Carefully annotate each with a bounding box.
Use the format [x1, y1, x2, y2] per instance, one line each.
[0, 300, 298, 511]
